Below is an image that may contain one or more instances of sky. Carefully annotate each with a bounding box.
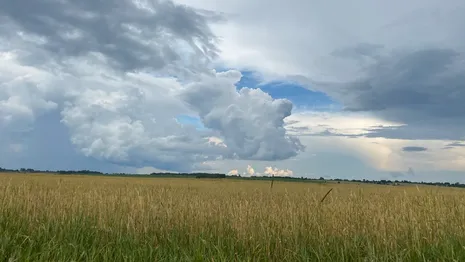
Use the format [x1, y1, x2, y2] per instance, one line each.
[1, 0, 465, 182]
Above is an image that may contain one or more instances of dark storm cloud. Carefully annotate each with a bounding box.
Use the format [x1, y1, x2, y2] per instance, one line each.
[297, 46, 465, 141]
[402, 146, 427, 152]
[0, 0, 220, 72]
[341, 48, 464, 119]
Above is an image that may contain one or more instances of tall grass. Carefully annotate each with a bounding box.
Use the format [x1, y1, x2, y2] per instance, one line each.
[1, 173, 465, 261]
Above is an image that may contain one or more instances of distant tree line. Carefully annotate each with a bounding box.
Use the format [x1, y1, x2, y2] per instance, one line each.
[149, 172, 226, 179]
[0, 167, 103, 175]
[329, 178, 465, 188]
[2, 166, 465, 188]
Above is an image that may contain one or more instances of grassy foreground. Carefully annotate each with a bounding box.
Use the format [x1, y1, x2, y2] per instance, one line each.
[1, 173, 465, 261]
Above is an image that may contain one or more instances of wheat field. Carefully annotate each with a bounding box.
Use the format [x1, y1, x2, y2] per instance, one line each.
[1, 173, 465, 261]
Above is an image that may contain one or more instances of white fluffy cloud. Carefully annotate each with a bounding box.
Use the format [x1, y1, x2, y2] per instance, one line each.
[226, 165, 293, 177]
[246, 165, 255, 176]
[179, 70, 305, 161]
[227, 169, 239, 176]
[264, 166, 293, 177]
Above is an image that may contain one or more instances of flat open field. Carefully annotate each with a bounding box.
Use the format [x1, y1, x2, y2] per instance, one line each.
[1, 173, 465, 261]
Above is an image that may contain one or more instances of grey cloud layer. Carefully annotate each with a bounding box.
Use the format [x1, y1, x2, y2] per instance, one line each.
[316, 47, 465, 140]
[0, 0, 302, 171]
[323, 48, 465, 122]
[0, 0, 219, 74]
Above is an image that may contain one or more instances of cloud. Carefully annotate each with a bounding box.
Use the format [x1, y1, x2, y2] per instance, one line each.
[226, 165, 293, 177]
[59, 68, 301, 170]
[264, 166, 293, 177]
[306, 48, 465, 141]
[246, 165, 255, 176]
[0, 52, 59, 133]
[227, 169, 239, 176]
[20, 69, 229, 171]
[285, 111, 403, 137]
[290, 46, 465, 142]
[443, 141, 465, 149]
[402, 146, 428, 152]
[0, 0, 303, 172]
[0, 0, 220, 75]
[179, 70, 304, 161]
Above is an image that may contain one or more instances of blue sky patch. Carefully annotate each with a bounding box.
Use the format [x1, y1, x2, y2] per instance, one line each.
[235, 71, 339, 111]
[175, 114, 205, 130]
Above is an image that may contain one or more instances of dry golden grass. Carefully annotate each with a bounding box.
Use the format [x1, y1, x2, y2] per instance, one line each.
[1, 172, 465, 261]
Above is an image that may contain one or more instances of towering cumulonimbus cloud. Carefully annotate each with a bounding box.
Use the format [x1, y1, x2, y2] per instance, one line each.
[179, 70, 305, 161]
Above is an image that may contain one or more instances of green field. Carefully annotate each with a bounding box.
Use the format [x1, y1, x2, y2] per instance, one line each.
[1, 173, 465, 261]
